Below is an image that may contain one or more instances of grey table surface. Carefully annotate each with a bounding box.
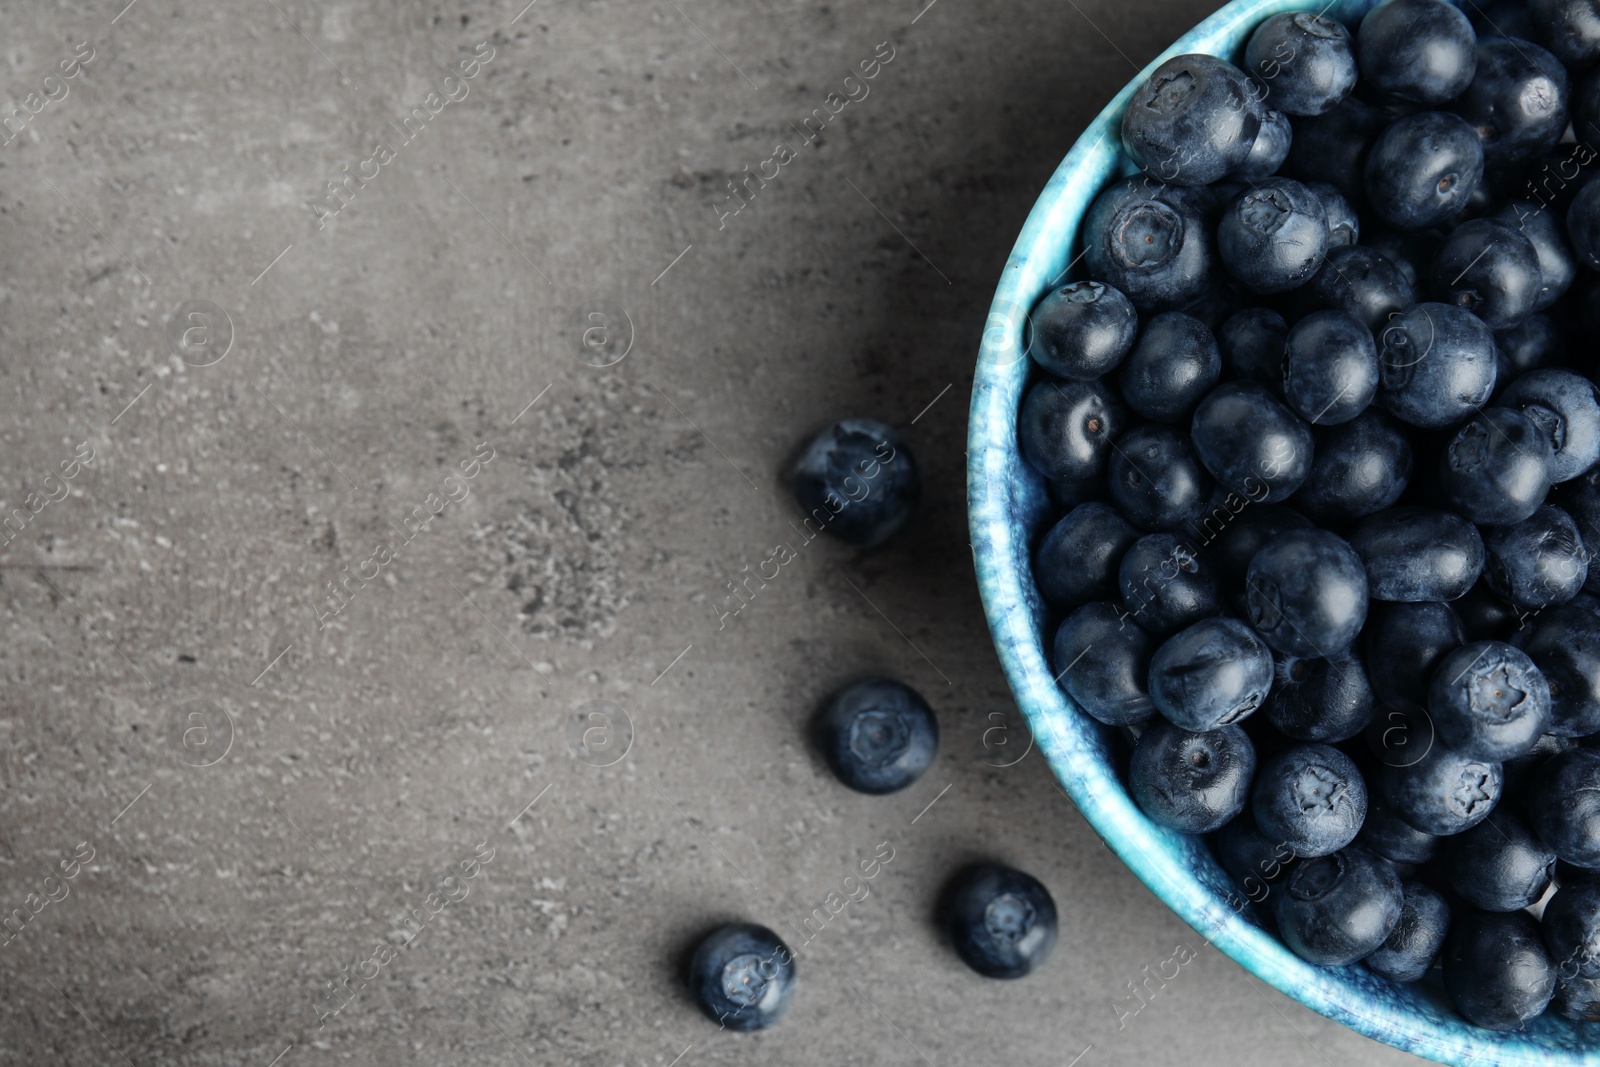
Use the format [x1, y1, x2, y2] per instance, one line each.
[0, 0, 1428, 1063]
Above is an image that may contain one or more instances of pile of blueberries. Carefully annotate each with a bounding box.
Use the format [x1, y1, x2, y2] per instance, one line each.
[1023, 0, 1600, 1033]
[686, 422, 1059, 1031]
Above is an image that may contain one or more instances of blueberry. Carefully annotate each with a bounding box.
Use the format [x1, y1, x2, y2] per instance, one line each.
[1122, 54, 1264, 187]
[1033, 502, 1139, 609]
[1557, 467, 1600, 594]
[1246, 528, 1369, 657]
[1376, 302, 1497, 429]
[1245, 12, 1358, 116]
[1026, 280, 1139, 380]
[1553, 973, 1600, 1022]
[1053, 601, 1158, 727]
[942, 864, 1058, 979]
[1365, 601, 1467, 709]
[1428, 640, 1551, 761]
[1498, 368, 1600, 482]
[1305, 245, 1415, 331]
[1568, 176, 1600, 272]
[1206, 504, 1314, 589]
[689, 923, 797, 1031]
[1252, 743, 1368, 857]
[1431, 217, 1542, 330]
[1543, 881, 1600, 979]
[1364, 111, 1485, 230]
[1117, 312, 1222, 423]
[1306, 181, 1360, 247]
[1483, 505, 1589, 607]
[1357, 0, 1478, 105]
[1084, 180, 1218, 311]
[791, 419, 920, 547]
[1107, 424, 1213, 531]
[1217, 307, 1289, 384]
[1218, 178, 1330, 294]
[1443, 806, 1557, 911]
[1119, 532, 1222, 637]
[1381, 742, 1503, 835]
[1234, 108, 1294, 180]
[1527, 0, 1600, 67]
[1284, 97, 1389, 202]
[1528, 748, 1600, 867]
[1017, 378, 1126, 484]
[1191, 382, 1315, 503]
[1214, 813, 1298, 890]
[1493, 202, 1577, 311]
[1439, 407, 1553, 525]
[1130, 719, 1256, 833]
[1495, 314, 1566, 381]
[1148, 617, 1274, 731]
[1350, 508, 1484, 602]
[817, 678, 939, 794]
[1263, 651, 1375, 743]
[1455, 579, 1519, 642]
[1360, 794, 1441, 864]
[1442, 911, 1556, 1031]
[1519, 601, 1600, 736]
[1364, 882, 1450, 982]
[1452, 36, 1569, 168]
[1273, 846, 1403, 965]
[1282, 310, 1380, 426]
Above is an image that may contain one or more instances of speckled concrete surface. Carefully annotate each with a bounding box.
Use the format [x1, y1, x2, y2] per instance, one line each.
[0, 1, 1426, 1064]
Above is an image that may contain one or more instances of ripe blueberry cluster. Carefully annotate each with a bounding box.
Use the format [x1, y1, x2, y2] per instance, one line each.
[1026, 0, 1600, 1031]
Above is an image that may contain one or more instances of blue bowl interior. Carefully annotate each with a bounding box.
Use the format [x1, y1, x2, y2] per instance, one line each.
[966, 1, 1599, 1063]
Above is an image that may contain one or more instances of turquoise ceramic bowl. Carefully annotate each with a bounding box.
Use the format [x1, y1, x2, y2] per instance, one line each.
[967, 2, 1600, 1063]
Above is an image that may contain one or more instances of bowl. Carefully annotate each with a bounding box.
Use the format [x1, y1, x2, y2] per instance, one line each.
[966, 2, 1600, 1063]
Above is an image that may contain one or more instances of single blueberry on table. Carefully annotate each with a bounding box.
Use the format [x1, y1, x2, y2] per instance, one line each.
[1017, 377, 1126, 484]
[1130, 719, 1256, 833]
[1443, 911, 1557, 1031]
[1148, 616, 1274, 732]
[1218, 178, 1330, 295]
[689, 923, 797, 1031]
[1252, 743, 1368, 857]
[1495, 313, 1566, 381]
[817, 678, 939, 795]
[1364, 882, 1450, 982]
[1359, 794, 1440, 865]
[1245, 11, 1357, 116]
[1214, 813, 1298, 891]
[1364, 111, 1485, 231]
[1356, 0, 1478, 105]
[1284, 97, 1388, 202]
[1053, 601, 1158, 727]
[1527, 0, 1600, 68]
[1117, 311, 1221, 423]
[1121, 53, 1264, 187]
[1375, 302, 1497, 430]
[1381, 741, 1503, 836]
[1107, 424, 1213, 532]
[1528, 748, 1600, 867]
[1263, 651, 1375, 743]
[1190, 382, 1315, 504]
[1430, 217, 1542, 330]
[1440, 407, 1554, 526]
[1443, 806, 1557, 911]
[1428, 640, 1551, 761]
[1026, 280, 1139, 380]
[1519, 601, 1600, 736]
[1452, 36, 1570, 168]
[1364, 601, 1467, 710]
[1118, 532, 1221, 637]
[1234, 107, 1293, 181]
[942, 864, 1058, 979]
[1217, 306, 1288, 385]
[1282, 309, 1380, 426]
[1272, 846, 1403, 966]
[1033, 502, 1139, 609]
[1304, 245, 1415, 331]
[1350, 507, 1484, 602]
[1483, 505, 1589, 608]
[1499, 368, 1600, 483]
[791, 419, 919, 548]
[1246, 528, 1369, 658]
[1543, 881, 1600, 980]
[1083, 178, 1217, 311]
